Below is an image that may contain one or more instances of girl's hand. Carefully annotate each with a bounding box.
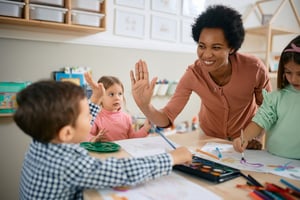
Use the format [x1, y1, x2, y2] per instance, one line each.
[233, 137, 248, 153]
[142, 119, 151, 132]
[90, 129, 108, 142]
[84, 72, 105, 105]
[130, 60, 157, 110]
[246, 139, 262, 150]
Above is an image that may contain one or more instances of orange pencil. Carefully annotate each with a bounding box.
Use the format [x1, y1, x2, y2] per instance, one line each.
[249, 191, 264, 200]
[196, 148, 219, 160]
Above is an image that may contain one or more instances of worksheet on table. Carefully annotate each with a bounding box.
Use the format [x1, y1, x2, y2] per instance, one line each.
[196, 142, 300, 181]
[100, 172, 222, 200]
[115, 135, 178, 157]
[115, 137, 300, 181]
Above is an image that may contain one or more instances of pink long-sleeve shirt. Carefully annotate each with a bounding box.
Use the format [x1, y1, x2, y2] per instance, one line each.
[163, 53, 272, 140]
[90, 108, 148, 141]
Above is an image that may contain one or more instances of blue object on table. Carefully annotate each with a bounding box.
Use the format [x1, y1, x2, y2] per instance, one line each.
[155, 127, 176, 149]
[215, 147, 222, 159]
[280, 178, 300, 192]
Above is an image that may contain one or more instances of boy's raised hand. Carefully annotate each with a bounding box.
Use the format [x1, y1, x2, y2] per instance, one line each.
[84, 72, 105, 105]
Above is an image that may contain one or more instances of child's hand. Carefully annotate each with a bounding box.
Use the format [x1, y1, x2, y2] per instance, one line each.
[169, 147, 192, 165]
[90, 129, 108, 142]
[233, 137, 248, 153]
[143, 119, 151, 132]
[246, 139, 262, 150]
[84, 72, 105, 105]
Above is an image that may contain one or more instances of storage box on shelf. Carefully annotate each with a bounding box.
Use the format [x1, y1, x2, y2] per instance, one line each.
[29, 0, 64, 7]
[71, 0, 104, 12]
[0, 0, 25, 18]
[0, 0, 106, 32]
[29, 4, 67, 23]
[71, 10, 104, 27]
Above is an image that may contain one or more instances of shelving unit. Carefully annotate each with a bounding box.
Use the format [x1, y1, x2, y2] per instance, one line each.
[243, 0, 300, 72]
[0, 0, 106, 33]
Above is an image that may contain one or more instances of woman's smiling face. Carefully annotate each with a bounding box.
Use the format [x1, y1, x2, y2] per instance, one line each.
[197, 28, 233, 73]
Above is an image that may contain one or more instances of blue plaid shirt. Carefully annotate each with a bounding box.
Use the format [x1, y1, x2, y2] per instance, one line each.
[89, 101, 100, 126]
[20, 140, 172, 200]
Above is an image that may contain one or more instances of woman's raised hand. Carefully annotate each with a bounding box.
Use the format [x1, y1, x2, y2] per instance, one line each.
[130, 60, 157, 109]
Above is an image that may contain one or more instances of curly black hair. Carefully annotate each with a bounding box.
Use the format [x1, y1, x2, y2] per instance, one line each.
[192, 5, 245, 54]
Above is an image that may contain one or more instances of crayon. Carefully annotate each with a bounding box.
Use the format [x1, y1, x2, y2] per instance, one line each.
[196, 148, 219, 160]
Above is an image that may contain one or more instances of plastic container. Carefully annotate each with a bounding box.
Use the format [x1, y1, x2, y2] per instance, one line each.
[166, 81, 178, 96]
[29, 0, 64, 7]
[157, 83, 169, 96]
[29, 4, 67, 23]
[71, 0, 104, 12]
[71, 10, 104, 27]
[0, 0, 25, 18]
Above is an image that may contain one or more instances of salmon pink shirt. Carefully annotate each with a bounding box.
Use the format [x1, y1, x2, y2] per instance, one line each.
[90, 108, 148, 141]
[163, 53, 272, 140]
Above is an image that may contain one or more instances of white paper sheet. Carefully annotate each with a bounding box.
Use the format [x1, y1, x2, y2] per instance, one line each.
[100, 172, 222, 200]
[115, 137, 300, 181]
[198, 142, 300, 180]
[115, 136, 178, 157]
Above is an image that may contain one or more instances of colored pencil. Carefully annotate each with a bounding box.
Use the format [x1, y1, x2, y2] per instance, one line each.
[196, 148, 219, 160]
[155, 128, 177, 149]
[280, 178, 300, 192]
[247, 174, 263, 187]
[249, 191, 264, 200]
[241, 129, 245, 161]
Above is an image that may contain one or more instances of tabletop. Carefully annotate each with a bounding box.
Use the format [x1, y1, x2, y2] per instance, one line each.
[84, 130, 300, 200]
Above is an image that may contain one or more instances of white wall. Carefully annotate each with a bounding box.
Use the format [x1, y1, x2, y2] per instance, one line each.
[0, 0, 298, 199]
[0, 38, 199, 199]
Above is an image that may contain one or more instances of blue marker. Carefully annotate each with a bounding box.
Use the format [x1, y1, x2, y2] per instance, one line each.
[280, 178, 300, 192]
[155, 127, 176, 149]
[215, 147, 222, 159]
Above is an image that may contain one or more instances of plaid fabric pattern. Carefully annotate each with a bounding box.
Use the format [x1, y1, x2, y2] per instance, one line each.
[89, 101, 100, 125]
[20, 140, 172, 200]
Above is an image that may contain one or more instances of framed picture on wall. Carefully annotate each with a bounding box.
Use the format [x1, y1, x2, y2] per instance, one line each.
[115, 0, 145, 9]
[114, 9, 145, 39]
[181, 20, 194, 44]
[151, 15, 177, 42]
[182, 0, 205, 17]
[151, 0, 179, 14]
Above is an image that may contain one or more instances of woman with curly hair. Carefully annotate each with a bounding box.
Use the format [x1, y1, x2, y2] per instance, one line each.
[130, 5, 272, 148]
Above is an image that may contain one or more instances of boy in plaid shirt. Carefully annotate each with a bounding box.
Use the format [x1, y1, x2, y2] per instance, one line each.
[15, 80, 192, 200]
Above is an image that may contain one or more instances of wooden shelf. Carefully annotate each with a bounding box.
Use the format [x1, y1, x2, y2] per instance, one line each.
[246, 26, 299, 36]
[0, 16, 105, 33]
[0, 0, 106, 33]
[0, 113, 13, 117]
[243, 0, 300, 71]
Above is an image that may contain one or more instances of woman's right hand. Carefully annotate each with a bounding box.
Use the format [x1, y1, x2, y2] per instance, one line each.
[130, 60, 157, 110]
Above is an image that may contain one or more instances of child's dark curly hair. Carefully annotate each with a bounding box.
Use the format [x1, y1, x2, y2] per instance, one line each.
[192, 5, 245, 54]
